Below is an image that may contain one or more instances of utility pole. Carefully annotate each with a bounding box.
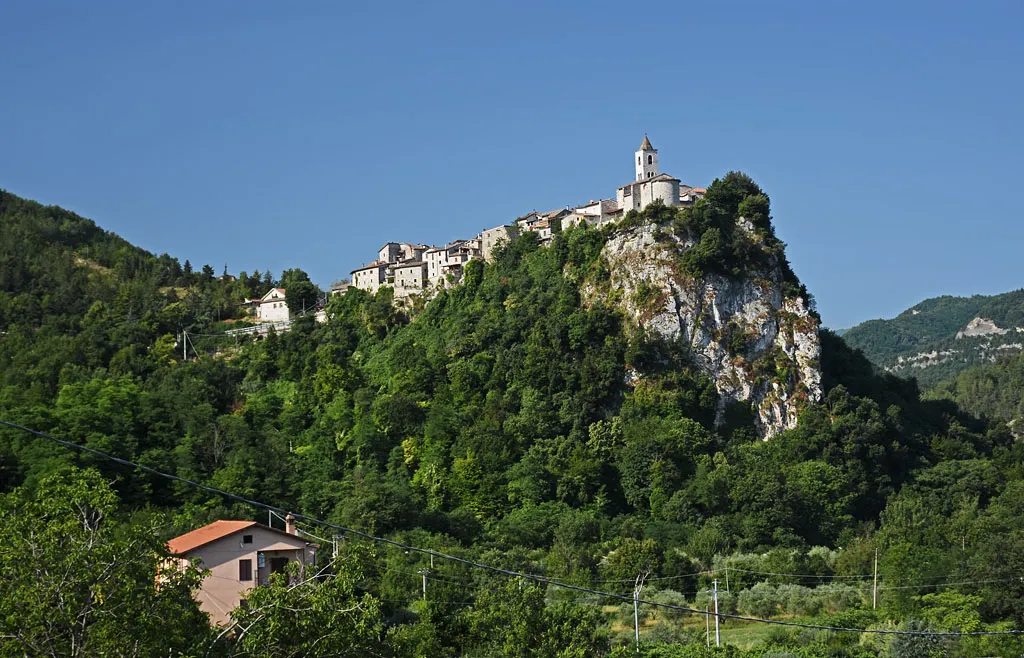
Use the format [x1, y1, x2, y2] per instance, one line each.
[418, 568, 430, 600]
[182, 330, 188, 361]
[705, 602, 711, 648]
[872, 548, 879, 610]
[633, 571, 648, 653]
[712, 579, 721, 647]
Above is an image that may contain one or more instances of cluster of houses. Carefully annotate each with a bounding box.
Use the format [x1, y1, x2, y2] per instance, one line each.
[240, 137, 704, 325]
[347, 136, 704, 301]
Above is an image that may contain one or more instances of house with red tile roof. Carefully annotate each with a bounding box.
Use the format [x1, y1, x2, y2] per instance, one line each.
[166, 515, 317, 626]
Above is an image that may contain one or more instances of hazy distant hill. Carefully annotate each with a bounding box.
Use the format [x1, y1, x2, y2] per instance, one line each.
[842, 290, 1024, 388]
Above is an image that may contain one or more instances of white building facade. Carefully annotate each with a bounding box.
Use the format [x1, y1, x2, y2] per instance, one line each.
[256, 288, 290, 323]
[351, 262, 389, 293]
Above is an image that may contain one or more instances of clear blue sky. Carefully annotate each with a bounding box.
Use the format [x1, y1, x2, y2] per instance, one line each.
[2, 1, 1021, 329]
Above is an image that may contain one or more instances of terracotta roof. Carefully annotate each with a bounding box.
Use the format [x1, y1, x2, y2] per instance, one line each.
[167, 520, 258, 555]
[692, 187, 707, 193]
[640, 135, 655, 151]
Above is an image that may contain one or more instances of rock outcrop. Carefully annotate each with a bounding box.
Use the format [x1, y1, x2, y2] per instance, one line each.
[586, 220, 822, 438]
[956, 316, 1009, 339]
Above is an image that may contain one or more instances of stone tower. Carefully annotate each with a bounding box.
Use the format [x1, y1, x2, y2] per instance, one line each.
[635, 135, 658, 181]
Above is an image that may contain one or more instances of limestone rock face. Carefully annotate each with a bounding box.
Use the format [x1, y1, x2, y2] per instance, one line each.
[587, 221, 822, 438]
[956, 316, 1008, 339]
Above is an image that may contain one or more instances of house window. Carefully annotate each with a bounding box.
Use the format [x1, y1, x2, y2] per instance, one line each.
[239, 559, 253, 581]
[243, 534, 253, 544]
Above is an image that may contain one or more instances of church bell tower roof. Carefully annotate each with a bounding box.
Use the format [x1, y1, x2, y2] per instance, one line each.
[639, 135, 655, 151]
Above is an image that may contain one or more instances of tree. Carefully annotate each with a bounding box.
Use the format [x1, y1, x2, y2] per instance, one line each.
[279, 268, 319, 316]
[0, 468, 214, 657]
[465, 580, 605, 658]
[228, 546, 387, 657]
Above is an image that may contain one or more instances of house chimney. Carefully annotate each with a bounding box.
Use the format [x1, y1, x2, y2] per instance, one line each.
[285, 513, 296, 536]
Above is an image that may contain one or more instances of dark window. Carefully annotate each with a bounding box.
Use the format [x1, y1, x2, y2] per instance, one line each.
[239, 599, 249, 609]
[647, 155, 653, 165]
[239, 559, 253, 581]
[637, 156, 641, 165]
[243, 535, 253, 544]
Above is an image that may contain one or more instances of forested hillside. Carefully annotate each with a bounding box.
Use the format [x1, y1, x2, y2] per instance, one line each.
[3, 181, 1024, 657]
[843, 290, 1024, 389]
[928, 351, 1024, 438]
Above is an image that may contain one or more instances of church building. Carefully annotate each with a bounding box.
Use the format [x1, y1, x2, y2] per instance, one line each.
[614, 135, 683, 214]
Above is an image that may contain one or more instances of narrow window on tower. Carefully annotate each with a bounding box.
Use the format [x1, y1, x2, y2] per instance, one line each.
[647, 155, 653, 165]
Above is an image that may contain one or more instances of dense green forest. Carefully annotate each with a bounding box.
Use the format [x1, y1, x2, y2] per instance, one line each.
[842, 290, 1024, 389]
[928, 351, 1024, 438]
[3, 182, 1024, 657]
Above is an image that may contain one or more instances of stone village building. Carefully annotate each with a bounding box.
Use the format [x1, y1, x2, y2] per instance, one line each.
[348, 137, 704, 301]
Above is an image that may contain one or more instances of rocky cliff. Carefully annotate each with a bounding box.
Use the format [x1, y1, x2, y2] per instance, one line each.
[585, 220, 822, 438]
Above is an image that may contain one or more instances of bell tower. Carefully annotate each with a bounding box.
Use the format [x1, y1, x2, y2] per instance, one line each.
[635, 135, 658, 181]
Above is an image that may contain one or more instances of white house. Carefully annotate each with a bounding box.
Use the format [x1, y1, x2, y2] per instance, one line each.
[351, 261, 389, 294]
[393, 261, 428, 297]
[256, 288, 289, 323]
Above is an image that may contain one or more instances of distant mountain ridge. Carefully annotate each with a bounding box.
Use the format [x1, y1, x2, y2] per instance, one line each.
[842, 289, 1024, 388]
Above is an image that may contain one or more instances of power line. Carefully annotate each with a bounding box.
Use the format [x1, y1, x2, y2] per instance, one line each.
[4, 418, 1023, 638]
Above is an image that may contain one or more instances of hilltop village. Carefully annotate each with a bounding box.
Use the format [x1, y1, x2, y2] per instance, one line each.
[248, 137, 704, 321]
